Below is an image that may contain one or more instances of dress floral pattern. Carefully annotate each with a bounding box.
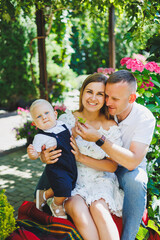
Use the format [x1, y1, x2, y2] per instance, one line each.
[59, 110, 124, 217]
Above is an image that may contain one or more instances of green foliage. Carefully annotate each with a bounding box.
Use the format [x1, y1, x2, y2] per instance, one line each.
[136, 226, 149, 240]
[1, 0, 159, 49]
[1, 0, 159, 107]
[69, 13, 109, 74]
[100, 54, 160, 226]
[146, 33, 160, 62]
[136, 219, 160, 240]
[120, 55, 160, 164]
[47, 63, 77, 103]
[121, 56, 160, 227]
[1, 0, 160, 42]
[147, 157, 160, 225]
[0, 189, 17, 240]
[121, 0, 160, 46]
[0, 19, 37, 110]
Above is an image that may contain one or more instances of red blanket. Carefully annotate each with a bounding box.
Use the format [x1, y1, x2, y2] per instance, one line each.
[8, 201, 159, 240]
[8, 201, 82, 240]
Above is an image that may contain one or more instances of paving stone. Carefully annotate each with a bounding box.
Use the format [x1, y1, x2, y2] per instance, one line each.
[0, 147, 44, 217]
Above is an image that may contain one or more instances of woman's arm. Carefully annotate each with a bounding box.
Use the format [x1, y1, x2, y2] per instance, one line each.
[70, 136, 118, 172]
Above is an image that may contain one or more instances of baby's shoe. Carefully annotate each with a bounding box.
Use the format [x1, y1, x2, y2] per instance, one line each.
[36, 190, 46, 211]
[47, 198, 67, 219]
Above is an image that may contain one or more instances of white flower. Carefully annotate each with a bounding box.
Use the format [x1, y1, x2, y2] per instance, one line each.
[152, 196, 160, 216]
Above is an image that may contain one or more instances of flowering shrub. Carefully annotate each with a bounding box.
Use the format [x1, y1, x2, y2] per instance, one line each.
[119, 54, 160, 164]
[98, 54, 160, 162]
[97, 54, 160, 229]
[15, 121, 38, 141]
[14, 107, 38, 142]
[54, 104, 67, 117]
[97, 67, 115, 77]
[14, 104, 67, 143]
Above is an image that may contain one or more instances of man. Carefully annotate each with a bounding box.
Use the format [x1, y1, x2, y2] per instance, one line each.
[75, 70, 156, 240]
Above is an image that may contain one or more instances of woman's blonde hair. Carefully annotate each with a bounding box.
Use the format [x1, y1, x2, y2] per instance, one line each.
[78, 73, 110, 119]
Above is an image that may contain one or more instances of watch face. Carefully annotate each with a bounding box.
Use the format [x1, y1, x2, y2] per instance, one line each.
[96, 135, 105, 146]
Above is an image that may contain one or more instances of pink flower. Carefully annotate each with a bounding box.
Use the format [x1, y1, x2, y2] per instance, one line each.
[132, 53, 146, 64]
[155, 66, 160, 74]
[140, 82, 145, 89]
[120, 57, 131, 66]
[54, 105, 66, 112]
[17, 107, 29, 114]
[144, 62, 160, 74]
[157, 125, 160, 128]
[126, 59, 144, 72]
[140, 78, 154, 90]
[97, 68, 104, 73]
[97, 68, 115, 76]
[104, 68, 115, 74]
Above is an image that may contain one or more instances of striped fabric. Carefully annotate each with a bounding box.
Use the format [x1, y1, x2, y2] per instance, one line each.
[16, 219, 83, 240]
[16, 201, 83, 240]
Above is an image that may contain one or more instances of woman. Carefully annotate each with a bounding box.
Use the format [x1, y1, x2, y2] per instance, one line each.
[29, 73, 123, 240]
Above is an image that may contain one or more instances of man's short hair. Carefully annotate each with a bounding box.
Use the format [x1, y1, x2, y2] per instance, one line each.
[107, 70, 137, 92]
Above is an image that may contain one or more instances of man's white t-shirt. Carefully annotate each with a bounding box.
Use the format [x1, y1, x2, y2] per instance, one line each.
[115, 102, 156, 168]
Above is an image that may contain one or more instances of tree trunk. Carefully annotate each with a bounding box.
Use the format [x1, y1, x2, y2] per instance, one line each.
[36, 7, 48, 100]
[109, 5, 115, 69]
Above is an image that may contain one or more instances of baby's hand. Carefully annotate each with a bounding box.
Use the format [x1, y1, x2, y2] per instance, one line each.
[27, 144, 40, 160]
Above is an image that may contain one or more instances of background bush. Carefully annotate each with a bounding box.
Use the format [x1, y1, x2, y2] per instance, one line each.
[0, 190, 16, 240]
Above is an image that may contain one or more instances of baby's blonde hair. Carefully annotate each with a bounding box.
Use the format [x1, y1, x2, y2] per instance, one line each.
[30, 99, 53, 118]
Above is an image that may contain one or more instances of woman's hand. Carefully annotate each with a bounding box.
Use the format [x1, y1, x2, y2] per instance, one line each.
[71, 126, 78, 138]
[70, 136, 83, 162]
[75, 122, 101, 142]
[40, 145, 62, 164]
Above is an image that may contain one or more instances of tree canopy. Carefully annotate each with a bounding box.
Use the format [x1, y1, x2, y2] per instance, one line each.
[0, 0, 159, 108]
[1, 0, 159, 45]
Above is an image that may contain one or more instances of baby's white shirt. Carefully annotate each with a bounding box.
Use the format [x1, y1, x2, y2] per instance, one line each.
[32, 120, 71, 153]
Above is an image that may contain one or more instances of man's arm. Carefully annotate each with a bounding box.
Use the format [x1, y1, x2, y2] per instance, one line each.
[101, 140, 149, 170]
[75, 122, 149, 171]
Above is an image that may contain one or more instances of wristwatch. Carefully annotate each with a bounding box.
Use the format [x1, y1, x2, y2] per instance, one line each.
[95, 135, 106, 146]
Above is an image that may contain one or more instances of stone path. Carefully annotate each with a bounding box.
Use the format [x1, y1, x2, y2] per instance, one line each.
[0, 147, 45, 217]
